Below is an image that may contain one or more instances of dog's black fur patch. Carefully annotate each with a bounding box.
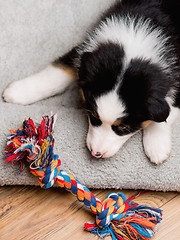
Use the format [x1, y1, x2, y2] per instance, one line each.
[119, 59, 170, 123]
[55, 0, 180, 132]
[79, 43, 124, 96]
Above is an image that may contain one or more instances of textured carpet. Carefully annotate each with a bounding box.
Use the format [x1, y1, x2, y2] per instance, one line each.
[1, 0, 180, 191]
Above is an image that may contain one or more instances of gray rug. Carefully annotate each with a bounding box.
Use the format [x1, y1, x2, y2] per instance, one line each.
[1, 0, 180, 191]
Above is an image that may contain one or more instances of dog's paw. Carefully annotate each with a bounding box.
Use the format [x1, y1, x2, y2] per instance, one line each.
[3, 80, 36, 105]
[143, 123, 171, 164]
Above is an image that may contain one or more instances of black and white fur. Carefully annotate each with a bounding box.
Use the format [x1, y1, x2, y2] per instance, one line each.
[3, 0, 180, 164]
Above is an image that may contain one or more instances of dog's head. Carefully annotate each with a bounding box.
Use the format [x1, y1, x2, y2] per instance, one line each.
[78, 43, 170, 158]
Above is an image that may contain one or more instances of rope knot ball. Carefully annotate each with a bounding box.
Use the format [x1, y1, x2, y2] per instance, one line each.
[5, 115, 162, 240]
[96, 192, 128, 228]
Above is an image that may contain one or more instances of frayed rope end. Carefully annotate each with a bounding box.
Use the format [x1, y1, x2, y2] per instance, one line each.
[84, 192, 162, 240]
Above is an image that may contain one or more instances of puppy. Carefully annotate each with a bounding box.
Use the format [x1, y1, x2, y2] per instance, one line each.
[3, 0, 180, 164]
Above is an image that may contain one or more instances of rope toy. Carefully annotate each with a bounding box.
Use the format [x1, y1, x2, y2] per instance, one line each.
[5, 115, 162, 240]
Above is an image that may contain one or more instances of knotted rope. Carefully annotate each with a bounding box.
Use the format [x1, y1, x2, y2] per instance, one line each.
[5, 115, 162, 240]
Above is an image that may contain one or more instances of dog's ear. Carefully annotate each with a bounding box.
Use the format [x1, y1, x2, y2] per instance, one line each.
[78, 52, 93, 88]
[146, 97, 170, 122]
[121, 58, 171, 123]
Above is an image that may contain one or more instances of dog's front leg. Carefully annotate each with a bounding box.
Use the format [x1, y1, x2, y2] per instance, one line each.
[3, 47, 78, 105]
[143, 106, 180, 164]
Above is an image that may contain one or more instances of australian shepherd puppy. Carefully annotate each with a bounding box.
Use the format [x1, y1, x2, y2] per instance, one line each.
[3, 0, 180, 164]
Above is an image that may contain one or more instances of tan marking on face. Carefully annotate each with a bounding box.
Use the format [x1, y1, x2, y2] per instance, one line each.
[113, 120, 122, 127]
[80, 88, 85, 102]
[52, 63, 77, 79]
[141, 120, 153, 129]
[92, 111, 99, 119]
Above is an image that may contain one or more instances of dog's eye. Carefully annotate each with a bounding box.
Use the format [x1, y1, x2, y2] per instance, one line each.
[112, 122, 130, 132]
[112, 120, 141, 136]
[112, 123, 131, 136]
[88, 110, 102, 126]
[113, 121, 128, 129]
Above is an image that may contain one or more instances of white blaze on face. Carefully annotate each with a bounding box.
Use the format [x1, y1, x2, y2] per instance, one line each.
[97, 90, 126, 124]
[87, 90, 133, 158]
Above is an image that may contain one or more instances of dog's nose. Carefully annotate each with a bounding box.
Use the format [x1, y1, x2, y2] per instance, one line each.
[91, 150, 103, 158]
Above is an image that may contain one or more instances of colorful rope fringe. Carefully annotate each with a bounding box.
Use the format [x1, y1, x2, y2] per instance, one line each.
[5, 115, 162, 240]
